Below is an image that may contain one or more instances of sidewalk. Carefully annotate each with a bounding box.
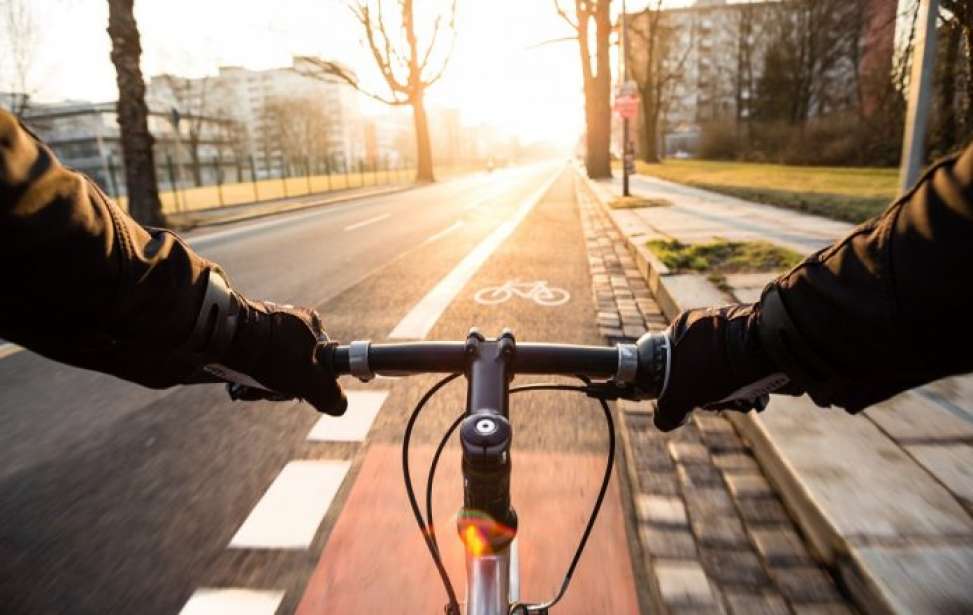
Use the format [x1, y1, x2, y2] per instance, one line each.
[165, 184, 411, 230]
[583, 171, 973, 614]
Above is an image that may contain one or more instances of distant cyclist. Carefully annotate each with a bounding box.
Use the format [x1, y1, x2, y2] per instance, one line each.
[2, 106, 971, 430]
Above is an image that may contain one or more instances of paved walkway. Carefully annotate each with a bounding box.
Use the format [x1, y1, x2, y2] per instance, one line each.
[590, 172, 973, 614]
[577, 177, 856, 614]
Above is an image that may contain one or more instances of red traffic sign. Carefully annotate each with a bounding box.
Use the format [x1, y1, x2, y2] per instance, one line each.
[614, 95, 639, 119]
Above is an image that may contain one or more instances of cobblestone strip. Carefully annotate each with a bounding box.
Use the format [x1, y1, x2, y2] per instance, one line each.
[576, 177, 856, 615]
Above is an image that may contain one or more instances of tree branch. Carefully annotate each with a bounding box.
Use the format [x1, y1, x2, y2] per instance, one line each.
[296, 57, 410, 105]
[553, 0, 578, 31]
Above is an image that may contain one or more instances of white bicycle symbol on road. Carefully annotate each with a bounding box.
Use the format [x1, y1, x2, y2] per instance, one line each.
[473, 280, 571, 307]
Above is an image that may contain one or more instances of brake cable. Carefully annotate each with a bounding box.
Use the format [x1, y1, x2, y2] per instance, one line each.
[403, 375, 616, 615]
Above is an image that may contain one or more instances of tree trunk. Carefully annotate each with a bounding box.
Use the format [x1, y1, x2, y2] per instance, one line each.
[937, 21, 960, 153]
[639, 88, 660, 162]
[578, 0, 612, 179]
[107, 0, 164, 227]
[189, 143, 203, 186]
[411, 90, 435, 182]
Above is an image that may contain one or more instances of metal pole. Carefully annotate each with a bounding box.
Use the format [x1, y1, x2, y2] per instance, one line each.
[899, 0, 939, 194]
[250, 154, 260, 202]
[215, 150, 225, 207]
[165, 154, 180, 212]
[622, 0, 630, 197]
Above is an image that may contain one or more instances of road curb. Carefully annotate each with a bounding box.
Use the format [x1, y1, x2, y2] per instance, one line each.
[574, 169, 908, 615]
[167, 184, 414, 231]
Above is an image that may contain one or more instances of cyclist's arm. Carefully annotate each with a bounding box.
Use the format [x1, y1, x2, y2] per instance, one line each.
[758, 143, 973, 413]
[0, 108, 214, 387]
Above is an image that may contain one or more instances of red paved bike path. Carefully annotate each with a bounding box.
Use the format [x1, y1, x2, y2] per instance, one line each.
[296, 444, 639, 614]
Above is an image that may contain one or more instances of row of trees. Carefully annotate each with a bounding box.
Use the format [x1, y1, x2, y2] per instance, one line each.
[625, 0, 909, 167]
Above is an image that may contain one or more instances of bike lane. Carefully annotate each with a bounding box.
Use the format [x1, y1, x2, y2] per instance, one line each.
[295, 170, 643, 613]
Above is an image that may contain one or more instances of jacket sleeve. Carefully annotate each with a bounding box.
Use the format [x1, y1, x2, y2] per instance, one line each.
[758, 142, 973, 413]
[0, 108, 216, 388]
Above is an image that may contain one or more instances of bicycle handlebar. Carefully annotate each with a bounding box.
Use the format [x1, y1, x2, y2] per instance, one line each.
[330, 331, 671, 401]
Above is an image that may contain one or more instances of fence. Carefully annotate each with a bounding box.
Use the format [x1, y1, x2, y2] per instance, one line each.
[111, 155, 432, 214]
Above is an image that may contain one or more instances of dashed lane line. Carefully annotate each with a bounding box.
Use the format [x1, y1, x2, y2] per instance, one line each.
[387, 165, 563, 340]
[178, 588, 285, 615]
[343, 213, 391, 232]
[228, 460, 350, 550]
[306, 390, 388, 442]
[425, 220, 464, 243]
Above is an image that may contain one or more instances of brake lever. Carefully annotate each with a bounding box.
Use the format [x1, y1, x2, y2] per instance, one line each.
[583, 380, 643, 401]
[226, 383, 293, 402]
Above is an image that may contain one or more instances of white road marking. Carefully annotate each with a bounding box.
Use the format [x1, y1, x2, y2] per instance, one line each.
[388, 166, 563, 339]
[344, 212, 391, 232]
[425, 220, 464, 243]
[0, 343, 23, 361]
[178, 588, 285, 615]
[307, 390, 388, 442]
[229, 460, 350, 550]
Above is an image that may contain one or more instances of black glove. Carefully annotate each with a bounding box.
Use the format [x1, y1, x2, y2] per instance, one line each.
[653, 304, 795, 432]
[206, 296, 347, 416]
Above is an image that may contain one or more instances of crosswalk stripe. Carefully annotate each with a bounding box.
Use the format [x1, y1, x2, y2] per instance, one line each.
[306, 390, 388, 442]
[178, 588, 285, 615]
[229, 460, 350, 550]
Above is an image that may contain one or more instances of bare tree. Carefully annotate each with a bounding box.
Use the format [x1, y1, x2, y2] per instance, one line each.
[154, 75, 214, 186]
[264, 97, 334, 175]
[298, 0, 456, 182]
[1, 0, 39, 115]
[107, 0, 165, 226]
[627, 1, 691, 162]
[555, 0, 613, 178]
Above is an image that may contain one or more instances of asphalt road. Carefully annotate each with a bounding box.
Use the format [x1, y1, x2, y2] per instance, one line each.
[0, 163, 644, 614]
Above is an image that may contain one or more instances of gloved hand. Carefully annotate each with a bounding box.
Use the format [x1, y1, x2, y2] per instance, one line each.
[653, 303, 795, 432]
[211, 296, 347, 416]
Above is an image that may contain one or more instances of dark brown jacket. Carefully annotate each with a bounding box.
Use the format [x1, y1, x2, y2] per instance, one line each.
[1, 108, 971, 412]
[0, 109, 213, 387]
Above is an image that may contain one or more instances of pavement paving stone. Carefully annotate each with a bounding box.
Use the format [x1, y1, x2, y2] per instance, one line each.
[724, 591, 790, 615]
[654, 560, 720, 607]
[790, 605, 856, 615]
[846, 544, 973, 614]
[693, 415, 736, 434]
[700, 432, 748, 454]
[865, 390, 973, 442]
[904, 444, 973, 506]
[724, 473, 773, 498]
[677, 463, 726, 489]
[736, 497, 792, 525]
[699, 548, 770, 587]
[636, 494, 689, 526]
[685, 489, 736, 517]
[577, 177, 856, 615]
[749, 528, 812, 565]
[640, 526, 700, 559]
[599, 326, 624, 339]
[690, 515, 750, 548]
[623, 324, 648, 338]
[669, 442, 712, 464]
[770, 567, 842, 604]
[712, 453, 760, 473]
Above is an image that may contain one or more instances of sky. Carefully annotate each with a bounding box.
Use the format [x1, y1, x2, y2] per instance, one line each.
[2, 0, 677, 147]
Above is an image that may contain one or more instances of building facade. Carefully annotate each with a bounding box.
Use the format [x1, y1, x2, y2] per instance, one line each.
[22, 100, 237, 196]
[148, 56, 365, 177]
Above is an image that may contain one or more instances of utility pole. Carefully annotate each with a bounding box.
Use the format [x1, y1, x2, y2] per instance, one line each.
[899, 0, 939, 194]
